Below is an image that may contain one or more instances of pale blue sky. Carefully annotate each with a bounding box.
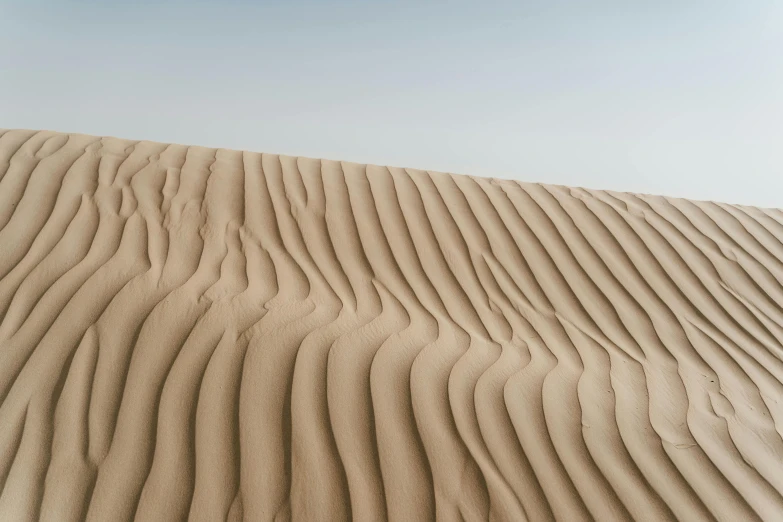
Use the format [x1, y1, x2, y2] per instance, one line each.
[2, 1, 782, 206]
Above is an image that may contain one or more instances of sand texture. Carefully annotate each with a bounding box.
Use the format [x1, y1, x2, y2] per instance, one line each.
[1, 129, 783, 521]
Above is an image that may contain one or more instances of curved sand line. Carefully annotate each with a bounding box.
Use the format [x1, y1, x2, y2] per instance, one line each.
[1, 129, 783, 521]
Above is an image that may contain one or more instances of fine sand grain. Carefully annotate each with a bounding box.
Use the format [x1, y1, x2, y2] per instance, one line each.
[1, 129, 783, 521]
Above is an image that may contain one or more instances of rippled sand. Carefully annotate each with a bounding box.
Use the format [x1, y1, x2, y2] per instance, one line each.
[1, 129, 783, 521]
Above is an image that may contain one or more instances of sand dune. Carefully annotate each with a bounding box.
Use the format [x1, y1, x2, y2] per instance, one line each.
[1, 129, 783, 521]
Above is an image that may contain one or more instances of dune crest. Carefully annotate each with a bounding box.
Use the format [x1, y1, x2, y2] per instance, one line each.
[1, 129, 783, 521]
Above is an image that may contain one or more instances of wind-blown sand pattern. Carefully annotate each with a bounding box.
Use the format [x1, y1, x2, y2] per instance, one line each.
[1, 129, 783, 521]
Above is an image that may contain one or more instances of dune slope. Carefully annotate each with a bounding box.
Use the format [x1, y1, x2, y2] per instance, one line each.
[1, 129, 783, 521]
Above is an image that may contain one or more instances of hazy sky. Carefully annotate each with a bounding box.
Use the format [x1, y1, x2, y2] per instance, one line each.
[2, 1, 782, 206]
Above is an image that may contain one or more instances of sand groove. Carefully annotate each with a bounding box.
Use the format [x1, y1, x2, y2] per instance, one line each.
[1, 129, 783, 521]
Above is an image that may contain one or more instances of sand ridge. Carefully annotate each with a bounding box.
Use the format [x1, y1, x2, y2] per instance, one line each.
[1, 129, 783, 521]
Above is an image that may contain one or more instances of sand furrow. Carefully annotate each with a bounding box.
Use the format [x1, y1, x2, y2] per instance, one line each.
[1, 129, 783, 521]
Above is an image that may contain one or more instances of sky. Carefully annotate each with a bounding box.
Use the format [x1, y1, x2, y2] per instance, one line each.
[1, 1, 782, 207]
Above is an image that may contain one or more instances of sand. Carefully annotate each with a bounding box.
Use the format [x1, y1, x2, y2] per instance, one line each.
[1, 129, 782, 521]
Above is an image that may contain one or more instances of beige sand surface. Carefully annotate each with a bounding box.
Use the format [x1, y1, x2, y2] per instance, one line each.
[1, 129, 783, 521]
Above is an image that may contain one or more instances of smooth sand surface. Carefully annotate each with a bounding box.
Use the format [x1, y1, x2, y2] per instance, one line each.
[1, 129, 783, 521]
